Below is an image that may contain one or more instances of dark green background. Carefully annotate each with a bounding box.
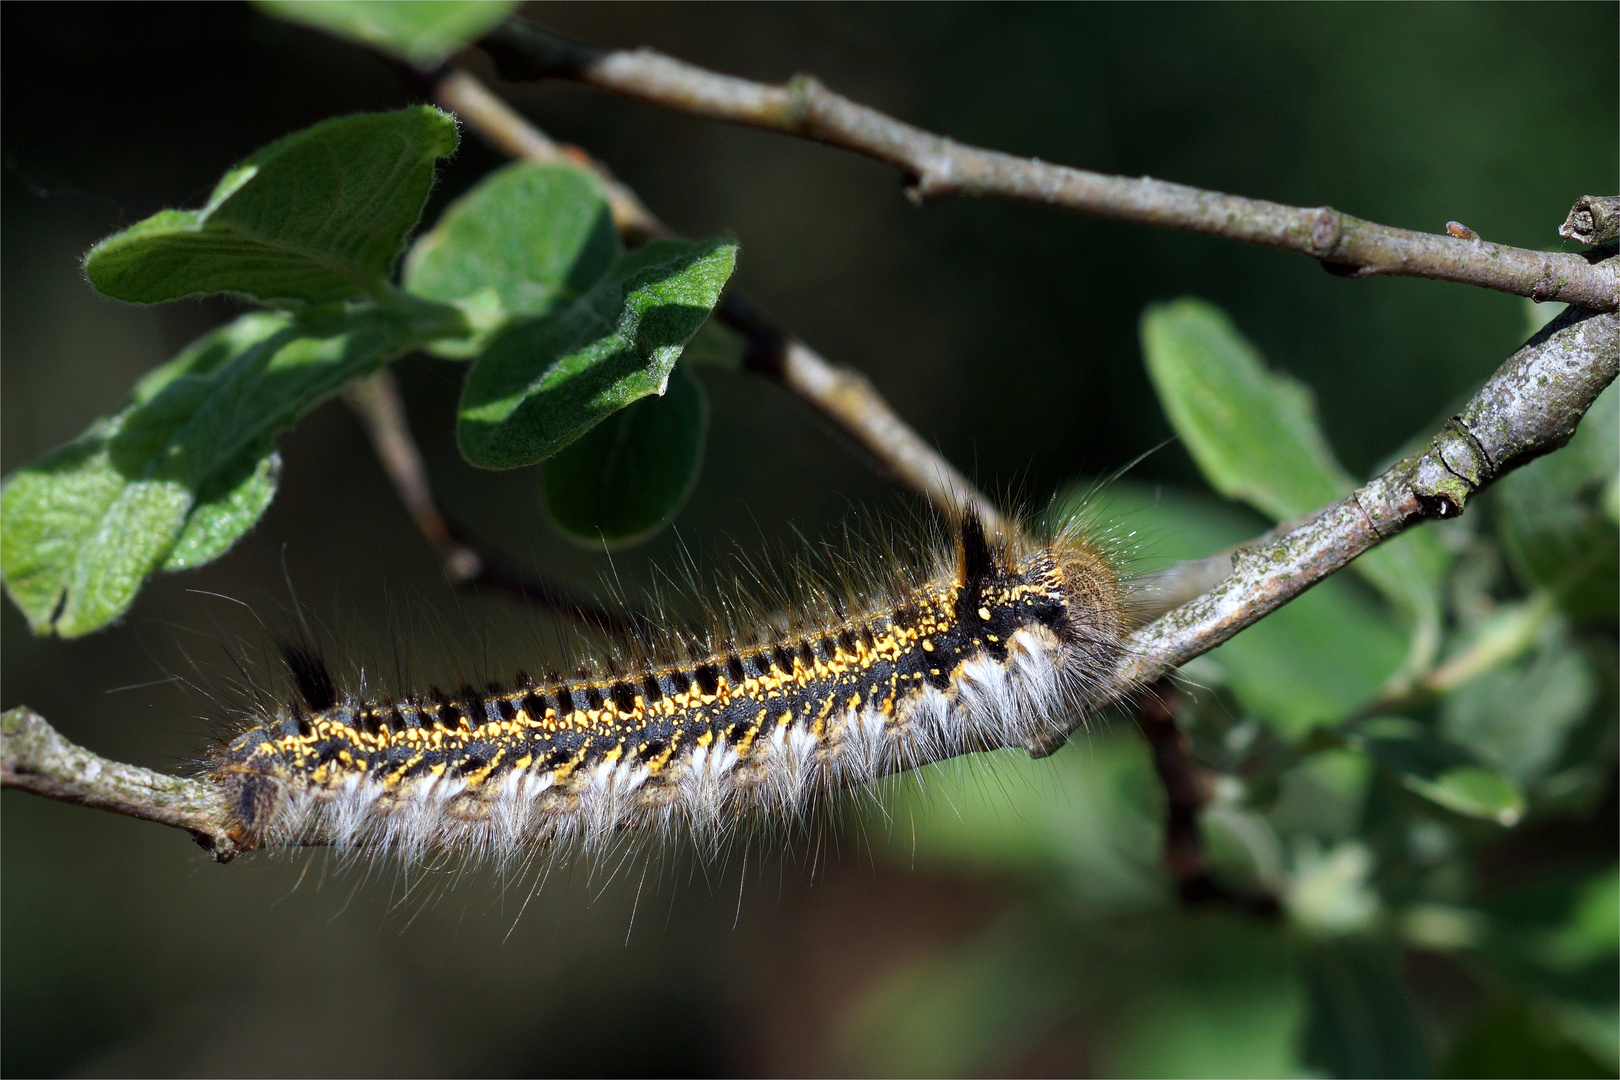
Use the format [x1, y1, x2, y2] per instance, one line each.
[3, 4, 1614, 1076]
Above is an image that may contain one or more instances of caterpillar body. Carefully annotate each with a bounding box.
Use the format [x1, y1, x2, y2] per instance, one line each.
[208, 512, 1127, 864]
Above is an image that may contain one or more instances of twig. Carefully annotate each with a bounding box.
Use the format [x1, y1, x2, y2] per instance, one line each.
[1135, 678, 1280, 914]
[341, 369, 647, 635]
[1137, 678, 1212, 898]
[477, 20, 1618, 313]
[433, 69, 1008, 535]
[7, 307, 1611, 858]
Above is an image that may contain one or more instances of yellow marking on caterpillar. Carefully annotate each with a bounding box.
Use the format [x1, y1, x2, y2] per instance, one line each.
[206, 510, 1130, 865]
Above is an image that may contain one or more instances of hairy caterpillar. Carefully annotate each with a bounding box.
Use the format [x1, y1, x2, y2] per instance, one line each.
[207, 511, 1127, 865]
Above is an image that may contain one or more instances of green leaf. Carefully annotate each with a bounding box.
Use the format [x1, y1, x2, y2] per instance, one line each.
[1139, 298, 1446, 661]
[1477, 867, 1620, 1010]
[1439, 627, 1597, 786]
[1403, 766, 1526, 826]
[84, 107, 459, 306]
[1543, 868, 1620, 971]
[1442, 998, 1614, 1080]
[404, 162, 620, 358]
[543, 361, 708, 547]
[1, 303, 447, 636]
[257, 0, 518, 66]
[1300, 939, 1432, 1079]
[1496, 380, 1619, 619]
[161, 445, 281, 570]
[1286, 840, 1383, 936]
[1084, 482, 1406, 738]
[1142, 298, 1350, 520]
[457, 238, 739, 469]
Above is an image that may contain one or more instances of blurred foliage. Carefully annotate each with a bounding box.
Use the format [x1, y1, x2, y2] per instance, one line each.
[3, 126, 736, 631]
[1, 3, 1614, 1078]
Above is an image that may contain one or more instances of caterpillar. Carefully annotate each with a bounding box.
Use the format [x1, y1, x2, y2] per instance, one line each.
[206, 510, 1128, 865]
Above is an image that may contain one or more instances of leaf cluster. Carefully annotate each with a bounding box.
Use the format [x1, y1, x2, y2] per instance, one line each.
[3, 102, 736, 635]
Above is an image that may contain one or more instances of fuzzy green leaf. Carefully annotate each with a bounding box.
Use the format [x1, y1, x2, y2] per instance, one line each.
[84, 107, 459, 306]
[404, 162, 619, 358]
[543, 362, 708, 547]
[258, 0, 518, 65]
[161, 445, 281, 571]
[457, 238, 738, 469]
[1141, 298, 1446, 660]
[1, 301, 457, 637]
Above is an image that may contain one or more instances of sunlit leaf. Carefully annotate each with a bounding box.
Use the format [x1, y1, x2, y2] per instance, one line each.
[1403, 766, 1526, 827]
[1139, 298, 1446, 660]
[404, 162, 619, 358]
[457, 238, 738, 468]
[85, 107, 458, 305]
[1, 300, 461, 636]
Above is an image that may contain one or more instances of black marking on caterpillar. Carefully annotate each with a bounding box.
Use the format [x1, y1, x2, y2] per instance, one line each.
[206, 510, 1128, 864]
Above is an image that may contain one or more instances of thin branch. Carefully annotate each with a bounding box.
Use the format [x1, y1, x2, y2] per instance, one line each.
[478, 20, 1618, 313]
[1135, 678, 1279, 914]
[434, 69, 1007, 535]
[341, 369, 647, 635]
[8, 307, 1612, 858]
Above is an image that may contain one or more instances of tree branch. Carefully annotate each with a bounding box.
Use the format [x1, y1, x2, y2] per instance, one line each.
[8, 306, 1611, 857]
[1135, 678, 1281, 914]
[434, 69, 1007, 535]
[9, 44, 1615, 863]
[477, 20, 1618, 313]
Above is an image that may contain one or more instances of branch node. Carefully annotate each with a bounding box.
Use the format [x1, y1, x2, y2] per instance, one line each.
[1308, 205, 1343, 257]
[784, 73, 821, 130]
[1560, 195, 1620, 247]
